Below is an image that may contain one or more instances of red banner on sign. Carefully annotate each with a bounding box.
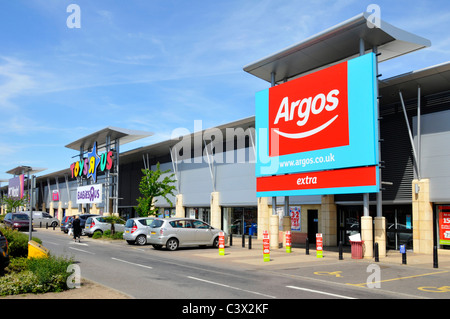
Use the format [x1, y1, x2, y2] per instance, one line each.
[257, 166, 377, 193]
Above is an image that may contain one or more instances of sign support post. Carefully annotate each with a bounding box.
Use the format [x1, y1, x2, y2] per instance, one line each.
[316, 233, 323, 258]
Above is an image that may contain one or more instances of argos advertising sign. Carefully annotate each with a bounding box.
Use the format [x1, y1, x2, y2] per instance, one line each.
[256, 53, 379, 197]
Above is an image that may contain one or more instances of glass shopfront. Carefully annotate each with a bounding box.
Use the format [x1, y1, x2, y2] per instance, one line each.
[223, 207, 257, 236]
[186, 207, 210, 225]
[337, 204, 412, 250]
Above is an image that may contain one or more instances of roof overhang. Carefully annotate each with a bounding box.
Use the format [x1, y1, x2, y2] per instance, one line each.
[65, 127, 153, 151]
[379, 61, 450, 104]
[6, 166, 46, 176]
[243, 12, 431, 84]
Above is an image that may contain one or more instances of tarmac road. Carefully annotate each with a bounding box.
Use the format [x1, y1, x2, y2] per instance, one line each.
[24, 227, 450, 302]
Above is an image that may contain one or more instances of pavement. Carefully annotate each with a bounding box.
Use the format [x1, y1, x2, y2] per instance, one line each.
[5, 227, 450, 299]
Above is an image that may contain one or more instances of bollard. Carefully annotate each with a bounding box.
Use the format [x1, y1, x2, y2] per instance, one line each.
[40, 222, 42, 228]
[433, 245, 439, 269]
[230, 233, 233, 247]
[306, 238, 309, 255]
[400, 245, 407, 265]
[248, 234, 252, 250]
[242, 234, 245, 248]
[374, 242, 379, 262]
[339, 241, 343, 260]
[53, 223, 56, 230]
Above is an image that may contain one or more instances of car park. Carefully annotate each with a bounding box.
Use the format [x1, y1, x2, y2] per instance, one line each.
[67, 214, 99, 235]
[0, 229, 9, 276]
[3, 213, 32, 231]
[23, 211, 59, 228]
[123, 217, 155, 245]
[85, 216, 125, 237]
[148, 218, 228, 251]
[60, 216, 73, 233]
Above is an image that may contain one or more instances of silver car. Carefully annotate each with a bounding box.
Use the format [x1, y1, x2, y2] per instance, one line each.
[23, 211, 59, 228]
[85, 216, 125, 237]
[123, 217, 155, 245]
[148, 218, 228, 251]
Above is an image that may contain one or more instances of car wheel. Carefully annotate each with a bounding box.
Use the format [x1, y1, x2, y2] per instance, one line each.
[136, 235, 147, 246]
[212, 237, 219, 248]
[166, 238, 179, 251]
[51, 221, 58, 228]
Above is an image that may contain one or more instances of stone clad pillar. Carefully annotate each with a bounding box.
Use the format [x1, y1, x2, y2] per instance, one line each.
[175, 194, 185, 218]
[210, 192, 221, 229]
[361, 216, 373, 258]
[412, 179, 433, 254]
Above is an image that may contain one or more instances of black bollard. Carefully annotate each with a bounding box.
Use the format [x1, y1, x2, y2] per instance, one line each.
[248, 235, 252, 250]
[230, 233, 233, 246]
[402, 251, 407, 265]
[339, 241, 343, 260]
[242, 234, 245, 248]
[374, 242, 379, 262]
[433, 245, 439, 268]
[306, 237, 309, 255]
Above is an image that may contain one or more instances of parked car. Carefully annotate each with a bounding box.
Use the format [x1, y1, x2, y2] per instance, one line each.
[123, 217, 155, 245]
[85, 216, 126, 237]
[148, 218, 228, 251]
[61, 216, 73, 233]
[23, 211, 59, 228]
[0, 229, 10, 276]
[3, 213, 32, 231]
[68, 214, 99, 235]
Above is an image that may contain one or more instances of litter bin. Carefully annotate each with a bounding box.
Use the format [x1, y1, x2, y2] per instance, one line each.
[350, 240, 364, 259]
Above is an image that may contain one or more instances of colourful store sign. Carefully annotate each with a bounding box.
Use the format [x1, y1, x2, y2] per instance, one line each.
[8, 175, 24, 199]
[69, 142, 114, 183]
[255, 53, 379, 196]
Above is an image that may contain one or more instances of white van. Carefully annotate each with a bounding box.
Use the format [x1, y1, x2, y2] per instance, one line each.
[23, 211, 59, 228]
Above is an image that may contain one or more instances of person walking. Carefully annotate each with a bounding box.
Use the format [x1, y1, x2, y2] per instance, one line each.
[73, 215, 82, 242]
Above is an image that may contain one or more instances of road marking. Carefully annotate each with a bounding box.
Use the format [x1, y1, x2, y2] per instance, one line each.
[69, 247, 95, 254]
[111, 257, 153, 269]
[286, 285, 356, 299]
[187, 276, 276, 299]
[347, 270, 449, 287]
[314, 271, 343, 277]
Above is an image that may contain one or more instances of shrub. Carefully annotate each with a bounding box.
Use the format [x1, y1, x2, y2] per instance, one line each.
[0, 256, 74, 295]
[1, 227, 42, 258]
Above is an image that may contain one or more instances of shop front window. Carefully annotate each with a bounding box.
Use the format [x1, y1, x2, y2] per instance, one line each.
[187, 207, 210, 225]
[385, 205, 413, 250]
[223, 207, 257, 236]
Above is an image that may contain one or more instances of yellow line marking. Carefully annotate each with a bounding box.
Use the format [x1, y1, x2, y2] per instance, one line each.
[347, 270, 449, 287]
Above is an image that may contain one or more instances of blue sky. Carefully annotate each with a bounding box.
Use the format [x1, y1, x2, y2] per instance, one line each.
[0, 0, 449, 182]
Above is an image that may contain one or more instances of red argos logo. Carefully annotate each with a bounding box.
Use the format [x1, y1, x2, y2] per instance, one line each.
[268, 62, 349, 157]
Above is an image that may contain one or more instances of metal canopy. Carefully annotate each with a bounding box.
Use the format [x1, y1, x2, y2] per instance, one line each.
[6, 166, 46, 176]
[379, 61, 450, 104]
[243, 12, 431, 84]
[65, 126, 153, 151]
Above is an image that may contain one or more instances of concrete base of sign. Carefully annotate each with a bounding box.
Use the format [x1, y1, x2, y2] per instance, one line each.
[361, 216, 373, 259]
[374, 216, 386, 257]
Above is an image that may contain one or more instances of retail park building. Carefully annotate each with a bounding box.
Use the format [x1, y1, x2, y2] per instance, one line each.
[2, 13, 450, 258]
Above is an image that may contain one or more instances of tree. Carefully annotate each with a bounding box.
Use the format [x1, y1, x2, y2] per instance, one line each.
[1, 194, 29, 213]
[135, 162, 177, 217]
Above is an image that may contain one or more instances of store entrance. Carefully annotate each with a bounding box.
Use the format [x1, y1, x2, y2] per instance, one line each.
[338, 205, 375, 246]
[384, 205, 413, 250]
[307, 210, 318, 244]
[337, 204, 413, 250]
[224, 207, 257, 237]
